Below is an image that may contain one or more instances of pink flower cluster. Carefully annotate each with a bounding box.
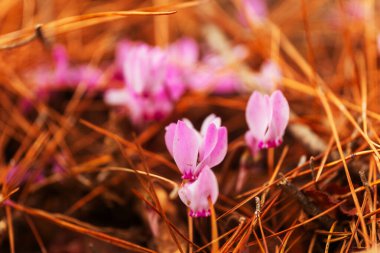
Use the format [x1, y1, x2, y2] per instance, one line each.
[27, 39, 246, 126]
[104, 38, 244, 126]
[30, 45, 102, 95]
[165, 91, 289, 217]
[104, 40, 185, 126]
[103, 41, 173, 125]
[165, 114, 227, 217]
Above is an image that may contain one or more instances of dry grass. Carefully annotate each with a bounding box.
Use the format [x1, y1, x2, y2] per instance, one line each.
[0, 0, 380, 252]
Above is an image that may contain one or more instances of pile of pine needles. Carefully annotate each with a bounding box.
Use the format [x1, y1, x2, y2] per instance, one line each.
[1, 0, 380, 252]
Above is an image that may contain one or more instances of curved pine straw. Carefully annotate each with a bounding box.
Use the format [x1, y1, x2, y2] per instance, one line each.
[106, 166, 178, 190]
[324, 221, 338, 252]
[0, 10, 176, 49]
[0, 0, 202, 49]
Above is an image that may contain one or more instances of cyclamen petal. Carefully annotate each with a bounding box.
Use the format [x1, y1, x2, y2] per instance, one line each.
[196, 127, 228, 175]
[117, 41, 170, 96]
[164, 123, 177, 156]
[265, 90, 290, 147]
[245, 91, 271, 140]
[178, 166, 219, 217]
[205, 127, 228, 166]
[173, 121, 200, 179]
[198, 123, 218, 162]
[245, 90, 289, 154]
[200, 114, 221, 137]
[181, 118, 203, 144]
[168, 38, 199, 67]
[166, 66, 187, 100]
[182, 118, 196, 129]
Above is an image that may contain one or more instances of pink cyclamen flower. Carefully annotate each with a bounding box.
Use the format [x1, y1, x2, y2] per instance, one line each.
[116, 41, 168, 95]
[165, 114, 228, 180]
[178, 166, 219, 217]
[116, 40, 185, 100]
[254, 60, 282, 91]
[104, 40, 186, 125]
[245, 90, 289, 155]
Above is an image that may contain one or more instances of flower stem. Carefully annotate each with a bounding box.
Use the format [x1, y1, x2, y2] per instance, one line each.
[209, 197, 219, 253]
[188, 211, 193, 253]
